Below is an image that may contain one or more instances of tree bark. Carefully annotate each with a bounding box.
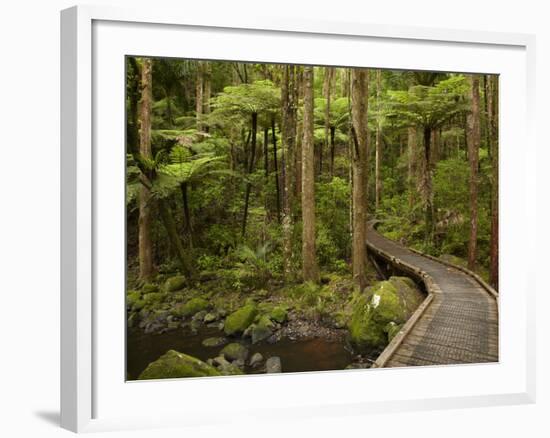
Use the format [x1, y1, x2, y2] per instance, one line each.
[203, 61, 211, 132]
[138, 57, 154, 282]
[467, 75, 481, 270]
[407, 126, 417, 211]
[180, 182, 193, 249]
[195, 61, 204, 132]
[350, 68, 369, 291]
[375, 69, 382, 210]
[301, 66, 319, 283]
[422, 125, 434, 243]
[281, 66, 297, 278]
[127, 57, 140, 155]
[272, 118, 281, 223]
[241, 112, 258, 237]
[324, 67, 335, 177]
[489, 76, 499, 289]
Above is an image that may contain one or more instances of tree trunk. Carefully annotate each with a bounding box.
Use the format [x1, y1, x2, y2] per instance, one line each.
[324, 67, 335, 177]
[195, 61, 204, 132]
[375, 69, 382, 210]
[127, 57, 140, 155]
[138, 57, 154, 282]
[263, 127, 269, 179]
[158, 198, 193, 277]
[301, 66, 319, 283]
[407, 126, 416, 212]
[281, 66, 297, 278]
[350, 68, 369, 291]
[202, 61, 211, 132]
[489, 76, 499, 289]
[272, 119, 281, 223]
[467, 75, 481, 270]
[241, 112, 258, 237]
[422, 125, 434, 243]
[180, 182, 193, 249]
[330, 126, 336, 177]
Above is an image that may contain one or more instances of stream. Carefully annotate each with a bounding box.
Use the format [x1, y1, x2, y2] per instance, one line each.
[127, 326, 355, 380]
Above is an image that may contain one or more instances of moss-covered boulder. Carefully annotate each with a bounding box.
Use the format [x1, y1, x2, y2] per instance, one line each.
[142, 283, 159, 293]
[138, 350, 220, 380]
[347, 277, 424, 353]
[220, 342, 249, 362]
[202, 337, 227, 348]
[384, 321, 402, 342]
[387, 276, 425, 315]
[224, 304, 258, 336]
[164, 275, 187, 292]
[250, 316, 275, 344]
[143, 292, 165, 306]
[268, 306, 288, 324]
[127, 290, 145, 311]
[175, 298, 209, 318]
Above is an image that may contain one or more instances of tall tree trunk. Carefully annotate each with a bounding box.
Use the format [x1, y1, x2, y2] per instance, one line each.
[375, 69, 382, 210]
[127, 57, 140, 155]
[330, 126, 336, 177]
[350, 68, 369, 291]
[263, 127, 269, 179]
[138, 58, 154, 282]
[489, 76, 499, 289]
[203, 61, 211, 130]
[281, 66, 297, 278]
[340, 68, 350, 97]
[180, 182, 193, 249]
[467, 75, 481, 270]
[407, 126, 417, 212]
[272, 119, 281, 223]
[422, 125, 434, 243]
[301, 66, 319, 283]
[241, 112, 258, 237]
[195, 61, 204, 132]
[324, 67, 335, 177]
[158, 198, 193, 277]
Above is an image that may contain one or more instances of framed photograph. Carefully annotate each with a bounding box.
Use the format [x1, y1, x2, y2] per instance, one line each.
[61, 5, 536, 433]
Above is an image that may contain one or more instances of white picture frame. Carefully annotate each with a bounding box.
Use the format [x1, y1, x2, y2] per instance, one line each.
[60, 4, 536, 433]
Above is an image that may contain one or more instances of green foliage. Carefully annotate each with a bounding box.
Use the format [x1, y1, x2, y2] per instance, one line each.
[233, 243, 272, 289]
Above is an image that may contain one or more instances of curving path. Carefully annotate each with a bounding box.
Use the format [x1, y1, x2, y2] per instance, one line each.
[366, 227, 499, 368]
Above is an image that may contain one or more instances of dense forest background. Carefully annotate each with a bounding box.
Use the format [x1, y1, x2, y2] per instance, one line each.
[126, 58, 499, 291]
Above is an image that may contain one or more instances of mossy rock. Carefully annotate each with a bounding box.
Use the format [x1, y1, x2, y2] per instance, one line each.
[384, 321, 402, 342]
[143, 292, 165, 306]
[177, 298, 209, 317]
[138, 350, 220, 380]
[202, 337, 227, 348]
[348, 280, 409, 352]
[141, 283, 159, 293]
[250, 316, 275, 344]
[268, 306, 288, 324]
[387, 276, 425, 316]
[164, 275, 187, 292]
[224, 304, 258, 336]
[220, 343, 249, 362]
[127, 290, 145, 311]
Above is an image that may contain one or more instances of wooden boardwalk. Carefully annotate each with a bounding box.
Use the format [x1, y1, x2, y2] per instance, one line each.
[366, 228, 499, 368]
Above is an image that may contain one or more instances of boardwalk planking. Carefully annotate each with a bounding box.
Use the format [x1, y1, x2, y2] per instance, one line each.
[367, 228, 499, 367]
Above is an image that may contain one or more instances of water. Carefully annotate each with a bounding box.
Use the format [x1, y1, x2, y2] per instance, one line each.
[127, 326, 355, 380]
